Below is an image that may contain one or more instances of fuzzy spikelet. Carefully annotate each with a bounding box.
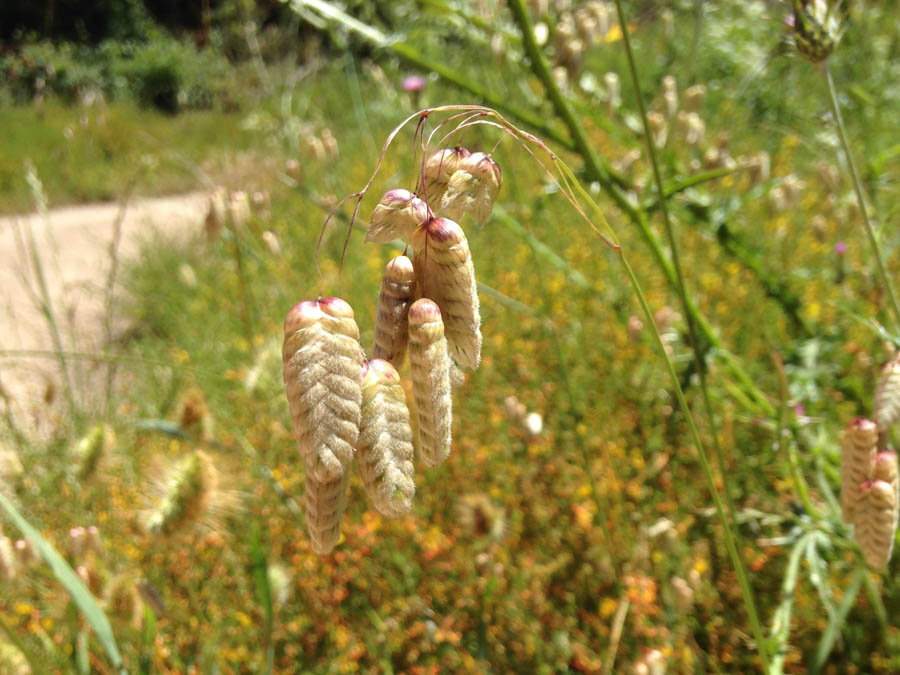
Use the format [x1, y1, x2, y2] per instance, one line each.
[367, 189, 431, 244]
[841, 418, 878, 524]
[440, 152, 502, 225]
[282, 297, 365, 554]
[0, 537, 16, 582]
[873, 356, 900, 432]
[872, 450, 899, 503]
[407, 300, 452, 467]
[372, 256, 417, 367]
[855, 480, 899, 570]
[145, 450, 218, 537]
[411, 218, 482, 370]
[74, 424, 114, 480]
[357, 359, 416, 517]
[423, 147, 470, 212]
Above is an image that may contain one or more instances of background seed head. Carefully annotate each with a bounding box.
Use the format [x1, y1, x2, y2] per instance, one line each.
[855, 479, 898, 571]
[841, 417, 878, 524]
[874, 355, 900, 432]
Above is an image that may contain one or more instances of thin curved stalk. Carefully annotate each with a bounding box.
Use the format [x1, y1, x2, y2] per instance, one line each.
[611, 1, 769, 667]
[824, 61, 900, 335]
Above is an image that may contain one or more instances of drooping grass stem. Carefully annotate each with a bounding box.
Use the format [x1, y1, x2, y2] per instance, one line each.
[611, 1, 769, 667]
[824, 61, 900, 336]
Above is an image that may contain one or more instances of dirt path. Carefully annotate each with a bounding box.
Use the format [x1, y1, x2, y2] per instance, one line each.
[0, 192, 209, 432]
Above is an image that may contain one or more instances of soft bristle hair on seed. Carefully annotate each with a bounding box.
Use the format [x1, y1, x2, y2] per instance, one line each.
[874, 355, 900, 432]
[855, 480, 899, 571]
[439, 152, 502, 225]
[372, 256, 417, 367]
[411, 218, 481, 370]
[144, 450, 218, 537]
[357, 359, 416, 517]
[408, 299, 453, 467]
[282, 297, 365, 554]
[367, 189, 432, 244]
[840, 418, 878, 524]
[423, 147, 470, 212]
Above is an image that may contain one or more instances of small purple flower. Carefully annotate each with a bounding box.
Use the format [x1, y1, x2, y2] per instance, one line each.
[834, 241, 847, 255]
[402, 76, 426, 93]
[794, 404, 805, 416]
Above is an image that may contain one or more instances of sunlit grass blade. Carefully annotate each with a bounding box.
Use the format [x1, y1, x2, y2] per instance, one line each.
[0, 492, 126, 674]
[812, 567, 863, 673]
[250, 524, 274, 675]
[768, 532, 812, 674]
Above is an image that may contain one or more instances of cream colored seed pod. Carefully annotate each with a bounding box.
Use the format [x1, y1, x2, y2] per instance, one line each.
[282, 297, 365, 554]
[424, 147, 470, 213]
[367, 189, 431, 244]
[372, 256, 417, 367]
[874, 356, 900, 432]
[840, 417, 878, 524]
[407, 299, 452, 467]
[411, 218, 481, 370]
[855, 480, 899, 571]
[357, 359, 416, 517]
[872, 451, 899, 503]
[440, 152, 502, 225]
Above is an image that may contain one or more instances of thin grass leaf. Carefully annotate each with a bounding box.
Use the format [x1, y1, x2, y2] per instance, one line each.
[250, 524, 274, 675]
[139, 605, 157, 675]
[804, 532, 836, 621]
[769, 532, 812, 675]
[812, 567, 863, 673]
[0, 493, 126, 674]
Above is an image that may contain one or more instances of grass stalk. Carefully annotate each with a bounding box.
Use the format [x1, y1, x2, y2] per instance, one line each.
[824, 61, 900, 335]
[609, 1, 768, 666]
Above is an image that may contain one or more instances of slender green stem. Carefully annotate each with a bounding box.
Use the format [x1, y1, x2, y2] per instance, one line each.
[824, 61, 900, 334]
[611, 1, 768, 668]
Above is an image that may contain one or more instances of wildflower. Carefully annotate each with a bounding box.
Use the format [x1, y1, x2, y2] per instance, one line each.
[411, 217, 482, 370]
[367, 189, 432, 244]
[788, 0, 845, 64]
[439, 152, 503, 225]
[840, 418, 878, 524]
[144, 450, 219, 537]
[408, 299, 452, 467]
[372, 256, 417, 367]
[357, 359, 416, 518]
[282, 298, 365, 554]
[873, 355, 900, 432]
[402, 75, 426, 93]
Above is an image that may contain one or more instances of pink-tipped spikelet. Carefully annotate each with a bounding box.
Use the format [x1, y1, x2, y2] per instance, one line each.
[840, 418, 878, 524]
[873, 356, 900, 432]
[411, 218, 481, 370]
[423, 147, 471, 212]
[282, 297, 365, 554]
[407, 299, 452, 467]
[357, 359, 416, 517]
[367, 189, 431, 244]
[372, 256, 417, 366]
[439, 152, 502, 225]
[855, 480, 899, 570]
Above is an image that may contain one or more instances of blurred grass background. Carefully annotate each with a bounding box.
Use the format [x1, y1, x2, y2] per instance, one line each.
[1, 0, 899, 672]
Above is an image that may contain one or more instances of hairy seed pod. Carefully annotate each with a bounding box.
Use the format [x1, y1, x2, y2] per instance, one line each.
[408, 300, 452, 467]
[841, 418, 878, 524]
[372, 256, 417, 367]
[855, 480, 898, 571]
[145, 450, 218, 537]
[282, 297, 364, 554]
[367, 189, 431, 244]
[874, 356, 900, 432]
[440, 152, 502, 225]
[872, 450, 899, 503]
[423, 147, 471, 212]
[357, 359, 416, 517]
[411, 218, 481, 370]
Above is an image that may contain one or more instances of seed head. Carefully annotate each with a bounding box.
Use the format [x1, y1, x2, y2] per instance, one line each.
[357, 359, 416, 517]
[372, 256, 417, 367]
[74, 423, 114, 481]
[106, 575, 143, 628]
[840, 417, 878, 524]
[424, 147, 471, 212]
[367, 189, 432, 244]
[788, 0, 845, 64]
[874, 355, 900, 433]
[440, 152, 502, 225]
[411, 218, 482, 370]
[872, 450, 899, 504]
[408, 299, 452, 467]
[682, 84, 706, 113]
[0, 537, 16, 582]
[144, 450, 219, 537]
[282, 297, 365, 554]
[855, 479, 898, 571]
